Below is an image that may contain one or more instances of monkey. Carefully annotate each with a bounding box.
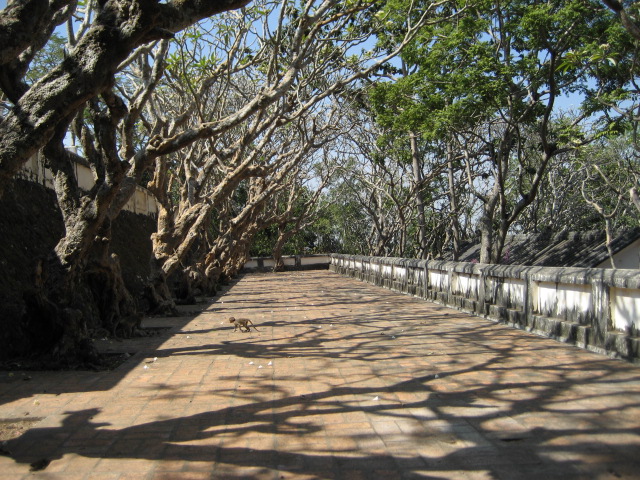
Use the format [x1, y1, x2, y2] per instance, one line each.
[228, 316, 260, 332]
[113, 313, 142, 339]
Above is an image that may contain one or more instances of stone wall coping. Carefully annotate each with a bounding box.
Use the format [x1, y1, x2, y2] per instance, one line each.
[330, 254, 640, 288]
[250, 253, 330, 261]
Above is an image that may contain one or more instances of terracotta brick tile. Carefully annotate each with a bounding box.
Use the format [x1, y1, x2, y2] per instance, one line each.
[0, 271, 638, 479]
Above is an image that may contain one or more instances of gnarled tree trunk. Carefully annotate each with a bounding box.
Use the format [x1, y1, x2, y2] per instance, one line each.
[0, 0, 250, 196]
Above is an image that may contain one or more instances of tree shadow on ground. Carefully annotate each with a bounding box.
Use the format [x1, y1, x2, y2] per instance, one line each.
[1, 271, 639, 478]
[4, 341, 640, 478]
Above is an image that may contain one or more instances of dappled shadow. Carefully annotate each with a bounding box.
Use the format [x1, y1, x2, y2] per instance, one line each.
[5, 354, 640, 478]
[0, 282, 240, 406]
[0, 315, 198, 407]
[0, 270, 639, 478]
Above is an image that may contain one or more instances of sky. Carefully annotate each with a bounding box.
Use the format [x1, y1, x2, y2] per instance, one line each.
[0, 0, 595, 116]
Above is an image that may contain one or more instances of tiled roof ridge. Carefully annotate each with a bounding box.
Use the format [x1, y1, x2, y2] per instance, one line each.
[442, 227, 640, 267]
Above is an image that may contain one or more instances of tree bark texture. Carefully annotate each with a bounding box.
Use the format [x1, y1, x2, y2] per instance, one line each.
[0, 0, 250, 196]
[409, 131, 428, 259]
[3, 0, 249, 361]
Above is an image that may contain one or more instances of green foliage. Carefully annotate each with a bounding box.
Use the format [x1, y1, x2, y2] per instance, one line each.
[164, 0, 640, 261]
[370, 0, 619, 140]
[27, 33, 66, 84]
[320, 0, 640, 261]
[319, 197, 370, 254]
[249, 213, 336, 257]
[250, 226, 277, 257]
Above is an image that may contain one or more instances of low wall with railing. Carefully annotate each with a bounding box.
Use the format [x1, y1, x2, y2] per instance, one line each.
[243, 254, 330, 272]
[330, 254, 640, 362]
[18, 152, 157, 217]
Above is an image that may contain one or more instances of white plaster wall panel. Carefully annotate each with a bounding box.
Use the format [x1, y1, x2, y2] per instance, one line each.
[537, 282, 558, 316]
[382, 264, 392, 278]
[124, 197, 134, 213]
[502, 278, 525, 308]
[283, 257, 295, 266]
[147, 193, 158, 215]
[612, 287, 640, 332]
[596, 239, 640, 269]
[263, 258, 276, 268]
[28, 154, 39, 177]
[394, 266, 407, 281]
[456, 273, 479, 298]
[557, 283, 591, 317]
[301, 255, 330, 266]
[451, 273, 458, 294]
[21, 154, 39, 181]
[355, 260, 362, 270]
[43, 164, 55, 189]
[134, 188, 147, 213]
[536, 281, 591, 318]
[19, 153, 46, 184]
[408, 267, 423, 285]
[429, 270, 449, 291]
[76, 163, 94, 191]
[245, 260, 258, 269]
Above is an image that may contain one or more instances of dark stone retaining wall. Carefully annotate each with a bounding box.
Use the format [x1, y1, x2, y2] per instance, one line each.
[0, 180, 156, 356]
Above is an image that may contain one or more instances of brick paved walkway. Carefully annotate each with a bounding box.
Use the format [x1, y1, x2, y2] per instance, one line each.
[1, 270, 639, 479]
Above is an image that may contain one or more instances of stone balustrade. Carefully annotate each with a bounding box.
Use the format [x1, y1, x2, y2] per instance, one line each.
[330, 254, 640, 362]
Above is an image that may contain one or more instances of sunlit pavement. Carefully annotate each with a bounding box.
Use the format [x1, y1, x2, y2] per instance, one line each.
[0, 270, 639, 479]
